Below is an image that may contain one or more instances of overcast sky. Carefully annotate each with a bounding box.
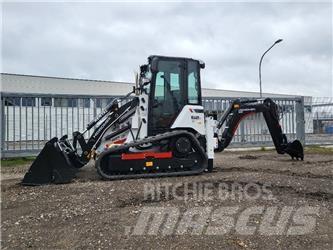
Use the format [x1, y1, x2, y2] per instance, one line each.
[2, 1, 332, 97]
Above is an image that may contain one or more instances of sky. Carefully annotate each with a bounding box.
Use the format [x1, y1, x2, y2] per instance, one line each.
[1, 1, 332, 97]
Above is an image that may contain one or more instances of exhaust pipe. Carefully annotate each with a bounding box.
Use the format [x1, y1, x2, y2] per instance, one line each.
[21, 137, 79, 186]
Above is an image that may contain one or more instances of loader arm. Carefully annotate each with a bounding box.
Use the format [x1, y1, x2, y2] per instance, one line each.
[215, 98, 304, 160]
[69, 96, 139, 167]
[22, 93, 139, 185]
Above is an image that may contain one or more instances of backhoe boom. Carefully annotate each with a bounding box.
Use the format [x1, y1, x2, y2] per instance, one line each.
[215, 98, 304, 160]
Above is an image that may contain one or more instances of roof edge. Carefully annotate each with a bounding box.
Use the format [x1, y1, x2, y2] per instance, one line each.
[1, 72, 133, 85]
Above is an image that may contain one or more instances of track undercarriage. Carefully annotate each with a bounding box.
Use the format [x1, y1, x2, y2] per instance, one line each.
[96, 130, 208, 180]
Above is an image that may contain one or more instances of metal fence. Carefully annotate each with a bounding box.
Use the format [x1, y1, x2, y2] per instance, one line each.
[305, 97, 333, 145]
[1, 93, 305, 157]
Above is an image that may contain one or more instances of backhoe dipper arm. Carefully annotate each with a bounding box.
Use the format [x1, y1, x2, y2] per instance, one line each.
[215, 98, 304, 160]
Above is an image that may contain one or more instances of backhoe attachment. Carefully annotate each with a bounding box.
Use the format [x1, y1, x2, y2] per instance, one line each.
[215, 98, 304, 160]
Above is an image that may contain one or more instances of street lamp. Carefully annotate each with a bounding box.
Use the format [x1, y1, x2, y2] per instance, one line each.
[259, 39, 283, 98]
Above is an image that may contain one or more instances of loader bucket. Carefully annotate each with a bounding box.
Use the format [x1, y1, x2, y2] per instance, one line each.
[285, 139, 304, 160]
[21, 137, 77, 186]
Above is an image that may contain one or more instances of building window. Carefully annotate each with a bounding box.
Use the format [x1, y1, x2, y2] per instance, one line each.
[41, 97, 52, 106]
[54, 98, 64, 107]
[96, 98, 112, 108]
[305, 105, 312, 112]
[68, 98, 78, 107]
[79, 98, 90, 108]
[282, 104, 293, 113]
[4, 97, 20, 106]
[96, 99, 102, 108]
[53, 98, 78, 107]
[22, 97, 35, 106]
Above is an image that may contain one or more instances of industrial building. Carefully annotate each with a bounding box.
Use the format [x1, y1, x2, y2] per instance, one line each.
[1, 73, 309, 99]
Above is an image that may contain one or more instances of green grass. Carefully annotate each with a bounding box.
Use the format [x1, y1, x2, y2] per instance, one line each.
[304, 145, 333, 154]
[1, 157, 36, 167]
[0, 145, 331, 168]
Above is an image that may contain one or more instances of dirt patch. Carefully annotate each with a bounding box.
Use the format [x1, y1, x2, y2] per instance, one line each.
[1, 151, 333, 249]
[1, 164, 30, 181]
[238, 154, 260, 160]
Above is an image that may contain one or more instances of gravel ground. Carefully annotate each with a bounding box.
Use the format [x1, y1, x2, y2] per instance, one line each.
[1, 150, 333, 249]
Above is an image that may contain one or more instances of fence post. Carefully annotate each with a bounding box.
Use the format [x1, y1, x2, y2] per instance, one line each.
[240, 122, 245, 143]
[295, 96, 305, 145]
[1, 96, 5, 154]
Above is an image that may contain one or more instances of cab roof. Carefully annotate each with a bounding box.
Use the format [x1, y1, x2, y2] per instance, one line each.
[148, 55, 205, 68]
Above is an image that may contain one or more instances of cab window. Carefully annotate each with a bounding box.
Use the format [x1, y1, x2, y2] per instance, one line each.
[188, 61, 200, 105]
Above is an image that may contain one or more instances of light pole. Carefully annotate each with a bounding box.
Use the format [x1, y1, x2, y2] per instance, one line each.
[259, 39, 283, 98]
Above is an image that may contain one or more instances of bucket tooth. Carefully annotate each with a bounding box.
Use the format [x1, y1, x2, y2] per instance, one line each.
[285, 140, 304, 160]
[21, 137, 77, 186]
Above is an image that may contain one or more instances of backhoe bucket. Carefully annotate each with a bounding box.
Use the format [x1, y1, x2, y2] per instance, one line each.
[22, 137, 77, 186]
[285, 139, 304, 160]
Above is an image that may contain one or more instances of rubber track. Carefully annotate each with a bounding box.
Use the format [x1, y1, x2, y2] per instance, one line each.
[96, 130, 208, 180]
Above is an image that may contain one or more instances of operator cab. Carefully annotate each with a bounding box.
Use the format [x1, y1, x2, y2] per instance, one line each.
[146, 55, 205, 135]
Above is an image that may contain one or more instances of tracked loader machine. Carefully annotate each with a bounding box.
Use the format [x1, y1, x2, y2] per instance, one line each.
[22, 55, 304, 185]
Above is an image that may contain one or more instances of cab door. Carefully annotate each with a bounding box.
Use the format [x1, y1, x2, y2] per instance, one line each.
[148, 59, 185, 135]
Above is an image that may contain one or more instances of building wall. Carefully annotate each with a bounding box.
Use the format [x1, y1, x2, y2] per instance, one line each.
[1, 73, 308, 99]
[1, 73, 133, 96]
